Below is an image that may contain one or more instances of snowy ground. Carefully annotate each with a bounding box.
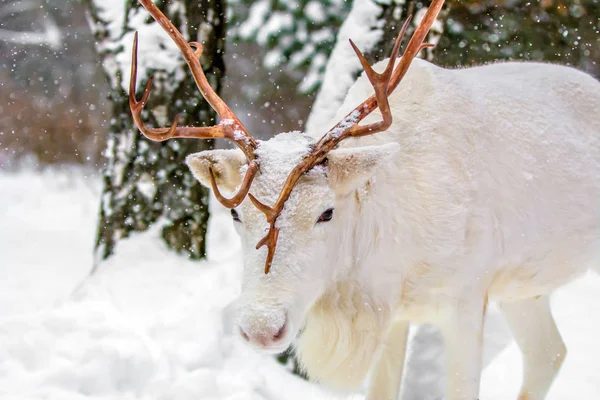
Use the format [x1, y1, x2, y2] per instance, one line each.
[1, 168, 599, 399]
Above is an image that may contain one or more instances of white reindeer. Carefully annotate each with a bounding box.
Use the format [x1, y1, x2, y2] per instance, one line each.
[130, 1, 600, 399]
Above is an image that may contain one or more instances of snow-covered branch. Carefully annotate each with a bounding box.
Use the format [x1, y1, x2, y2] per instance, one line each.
[231, 0, 351, 94]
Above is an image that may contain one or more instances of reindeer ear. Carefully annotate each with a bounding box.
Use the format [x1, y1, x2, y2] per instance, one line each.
[186, 149, 247, 192]
[327, 143, 400, 194]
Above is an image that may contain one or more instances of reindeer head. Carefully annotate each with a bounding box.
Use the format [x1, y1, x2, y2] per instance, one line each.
[131, 0, 444, 353]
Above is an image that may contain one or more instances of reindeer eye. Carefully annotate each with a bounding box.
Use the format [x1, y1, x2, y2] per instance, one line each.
[317, 208, 334, 223]
[231, 209, 241, 222]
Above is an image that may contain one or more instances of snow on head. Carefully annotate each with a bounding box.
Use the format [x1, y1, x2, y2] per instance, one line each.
[254, 132, 313, 183]
[250, 132, 331, 221]
[255, 132, 312, 166]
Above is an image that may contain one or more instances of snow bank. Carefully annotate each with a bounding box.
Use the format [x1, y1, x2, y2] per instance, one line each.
[0, 168, 347, 400]
[0, 168, 98, 317]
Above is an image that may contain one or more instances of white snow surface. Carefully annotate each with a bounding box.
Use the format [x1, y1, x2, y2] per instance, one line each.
[1, 167, 599, 399]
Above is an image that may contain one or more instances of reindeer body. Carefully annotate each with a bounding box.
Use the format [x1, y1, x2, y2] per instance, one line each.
[129, 2, 599, 397]
[294, 59, 600, 398]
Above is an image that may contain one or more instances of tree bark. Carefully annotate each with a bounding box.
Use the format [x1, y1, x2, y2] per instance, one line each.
[85, 0, 226, 266]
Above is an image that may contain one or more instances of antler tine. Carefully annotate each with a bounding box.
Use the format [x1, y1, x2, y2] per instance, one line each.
[347, 13, 409, 97]
[247, 192, 280, 273]
[386, 14, 412, 76]
[248, 194, 276, 220]
[254, 226, 279, 274]
[130, 31, 227, 142]
[209, 162, 259, 208]
[387, 1, 445, 94]
[131, 0, 262, 209]
[350, 13, 411, 91]
[419, 43, 436, 51]
[130, 32, 181, 141]
[349, 40, 379, 87]
[262, 228, 279, 274]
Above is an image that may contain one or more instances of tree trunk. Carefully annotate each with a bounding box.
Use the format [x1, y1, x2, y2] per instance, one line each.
[85, 0, 226, 266]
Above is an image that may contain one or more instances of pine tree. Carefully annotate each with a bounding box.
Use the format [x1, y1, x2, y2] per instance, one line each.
[435, 0, 599, 76]
[230, 0, 352, 93]
[85, 0, 226, 266]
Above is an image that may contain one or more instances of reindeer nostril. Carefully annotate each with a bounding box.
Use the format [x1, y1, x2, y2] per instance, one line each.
[239, 313, 288, 347]
[240, 327, 250, 342]
[273, 323, 286, 342]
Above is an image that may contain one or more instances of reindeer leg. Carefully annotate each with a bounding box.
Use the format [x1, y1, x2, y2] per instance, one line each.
[499, 295, 566, 400]
[366, 320, 410, 400]
[441, 296, 487, 400]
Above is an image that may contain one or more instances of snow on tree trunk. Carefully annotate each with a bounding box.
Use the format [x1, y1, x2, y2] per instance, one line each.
[85, 0, 226, 265]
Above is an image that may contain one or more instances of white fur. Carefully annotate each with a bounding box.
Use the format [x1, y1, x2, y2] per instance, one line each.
[188, 59, 600, 399]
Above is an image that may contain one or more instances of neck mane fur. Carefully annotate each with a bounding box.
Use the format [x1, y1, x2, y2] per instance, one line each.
[294, 279, 391, 390]
[293, 183, 399, 390]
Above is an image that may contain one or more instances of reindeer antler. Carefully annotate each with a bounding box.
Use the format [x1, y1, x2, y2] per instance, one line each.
[129, 0, 258, 208]
[130, 0, 445, 274]
[251, 0, 446, 273]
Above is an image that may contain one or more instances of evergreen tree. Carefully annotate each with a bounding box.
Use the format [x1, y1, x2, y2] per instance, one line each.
[230, 0, 352, 93]
[367, 0, 450, 64]
[435, 0, 600, 77]
[85, 0, 226, 266]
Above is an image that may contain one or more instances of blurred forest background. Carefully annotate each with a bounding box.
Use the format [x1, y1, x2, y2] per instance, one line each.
[2, 0, 598, 168]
